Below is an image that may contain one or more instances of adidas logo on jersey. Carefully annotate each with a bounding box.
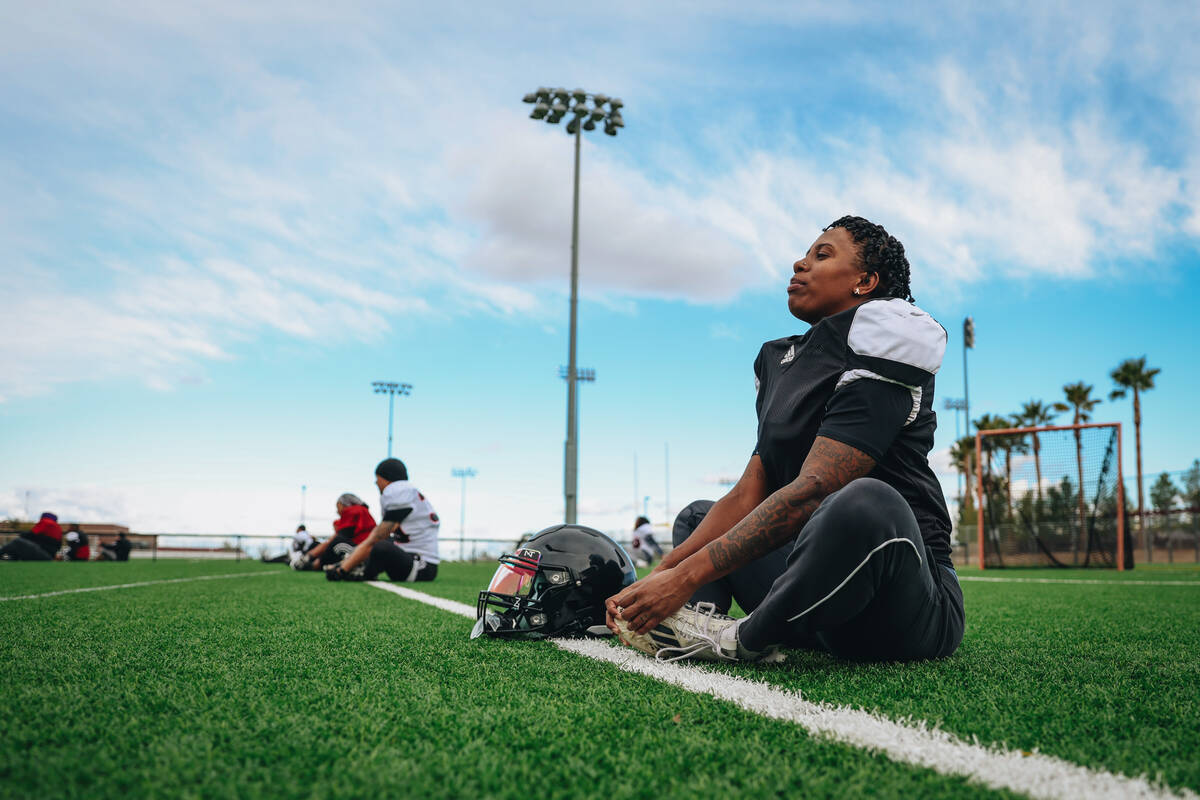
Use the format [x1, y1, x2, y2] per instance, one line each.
[780, 344, 796, 365]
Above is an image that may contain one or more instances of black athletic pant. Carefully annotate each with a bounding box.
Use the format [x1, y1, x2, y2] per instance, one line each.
[363, 540, 437, 582]
[0, 533, 59, 561]
[322, 534, 358, 566]
[675, 478, 964, 662]
[99, 543, 131, 561]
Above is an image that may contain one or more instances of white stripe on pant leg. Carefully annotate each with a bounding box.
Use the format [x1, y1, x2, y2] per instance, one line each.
[364, 581, 1198, 800]
[405, 555, 423, 582]
[785, 537, 922, 623]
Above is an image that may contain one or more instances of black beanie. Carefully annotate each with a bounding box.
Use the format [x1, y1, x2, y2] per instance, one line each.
[375, 458, 408, 482]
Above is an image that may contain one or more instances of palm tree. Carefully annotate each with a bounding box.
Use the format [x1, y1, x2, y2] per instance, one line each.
[998, 415, 1030, 516]
[1054, 382, 1102, 564]
[974, 413, 1012, 520]
[948, 435, 977, 528]
[1109, 356, 1161, 562]
[1015, 400, 1059, 511]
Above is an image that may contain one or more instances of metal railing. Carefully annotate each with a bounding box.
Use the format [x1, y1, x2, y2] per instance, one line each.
[2, 528, 676, 564]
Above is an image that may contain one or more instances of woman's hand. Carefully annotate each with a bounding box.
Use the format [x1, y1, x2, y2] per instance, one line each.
[605, 567, 698, 636]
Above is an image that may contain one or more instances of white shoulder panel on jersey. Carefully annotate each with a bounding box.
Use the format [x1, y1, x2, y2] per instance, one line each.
[846, 298, 947, 373]
[381, 481, 418, 512]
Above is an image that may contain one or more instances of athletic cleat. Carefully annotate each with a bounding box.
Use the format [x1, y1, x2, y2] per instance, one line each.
[614, 602, 783, 663]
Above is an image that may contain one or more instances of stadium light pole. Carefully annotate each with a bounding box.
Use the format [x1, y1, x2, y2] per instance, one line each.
[664, 442, 670, 527]
[372, 381, 412, 458]
[558, 363, 597, 522]
[962, 318, 974, 435]
[300, 484, 307, 527]
[633, 452, 639, 522]
[943, 398, 968, 501]
[943, 398, 967, 440]
[524, 86, 625, 524]
[451, 468, 477, 561]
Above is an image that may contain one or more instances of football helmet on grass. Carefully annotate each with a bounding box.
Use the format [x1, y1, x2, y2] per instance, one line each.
[472, 524, 636, 639]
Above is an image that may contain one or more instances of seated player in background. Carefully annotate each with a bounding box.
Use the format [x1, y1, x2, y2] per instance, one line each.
[262, 524, 314, 564]
[300, 494, 375, 570]
[327, 458, 440, 583]
[608, 216, 963, 665]
[286, 524, 320, 569]
[631, 516, 663, 565]
[63, 524, 90, 561]
[99, 532, 132, 561]
[0, 512, 64, 561]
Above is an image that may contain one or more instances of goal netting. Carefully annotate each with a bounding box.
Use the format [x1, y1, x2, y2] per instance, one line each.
[975, 422, 1130, 570]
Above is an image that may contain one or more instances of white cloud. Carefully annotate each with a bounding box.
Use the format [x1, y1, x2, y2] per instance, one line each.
[453, 121, 756, 302]
[3, 0, 1200, 400]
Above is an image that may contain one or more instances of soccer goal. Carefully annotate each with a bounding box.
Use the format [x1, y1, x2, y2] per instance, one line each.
[974, 422, 1129, 570]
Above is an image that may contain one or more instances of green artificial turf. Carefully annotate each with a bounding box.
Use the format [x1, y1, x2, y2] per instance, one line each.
[406, 561, 1200, 792]
[1, 560, 1197, 798]
[0, 559, 278, 596]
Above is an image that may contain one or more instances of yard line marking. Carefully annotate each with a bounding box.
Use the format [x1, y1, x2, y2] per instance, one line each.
[959, 576, 1200, 586]
[370, 582, 478, 616]
[0, 571, 281, 601]
[367, 581, 1197, 800]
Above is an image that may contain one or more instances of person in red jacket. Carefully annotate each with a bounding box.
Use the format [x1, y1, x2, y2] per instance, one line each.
[0, 512, 64, 560]
[64, 524, 91, 561]
[298, 494, 376, 571]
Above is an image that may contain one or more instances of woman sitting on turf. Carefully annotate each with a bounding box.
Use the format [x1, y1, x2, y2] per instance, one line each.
[299, 494, 376, 570]
[0, 512, 64, 561]
[607, 215, 964, 664]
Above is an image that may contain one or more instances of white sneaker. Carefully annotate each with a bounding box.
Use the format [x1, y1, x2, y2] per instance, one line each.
[615, 602, 782, 663]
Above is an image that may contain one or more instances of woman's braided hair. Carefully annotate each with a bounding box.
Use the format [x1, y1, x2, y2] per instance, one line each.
[824, 215, 914, 303]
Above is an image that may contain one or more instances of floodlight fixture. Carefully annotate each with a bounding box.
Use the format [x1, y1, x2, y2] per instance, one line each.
[609, 97, 623, 110]
[530, 102, 549, 120]
[593, 92, 609, 106]
[610, 110, 624, 127]
[571, 88, 587, 103]
[582, 119, 596, 131]
[559, 366, 597, 382]
[451, 467, 478, 560]
[522, 92, 537, 103]
[603, 122, 616, 136]
[566, 117, 579, 134]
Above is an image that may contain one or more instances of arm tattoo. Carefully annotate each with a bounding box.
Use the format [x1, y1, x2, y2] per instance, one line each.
[706, 437, 876, 573]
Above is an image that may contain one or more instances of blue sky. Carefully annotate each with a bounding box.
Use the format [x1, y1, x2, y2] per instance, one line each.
[2, 1, 1198, 550]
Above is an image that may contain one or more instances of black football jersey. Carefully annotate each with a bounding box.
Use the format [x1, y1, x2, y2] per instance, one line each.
[753, 298, 953, 566]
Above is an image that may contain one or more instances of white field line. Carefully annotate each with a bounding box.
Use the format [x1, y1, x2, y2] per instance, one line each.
[959, 576, 1200, 586]
[367, 581, 1197, 800]
[0, 571, 281, 601]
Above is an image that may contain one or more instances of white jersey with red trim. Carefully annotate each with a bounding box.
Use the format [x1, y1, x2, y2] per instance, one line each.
[380, 480, 441, 564]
